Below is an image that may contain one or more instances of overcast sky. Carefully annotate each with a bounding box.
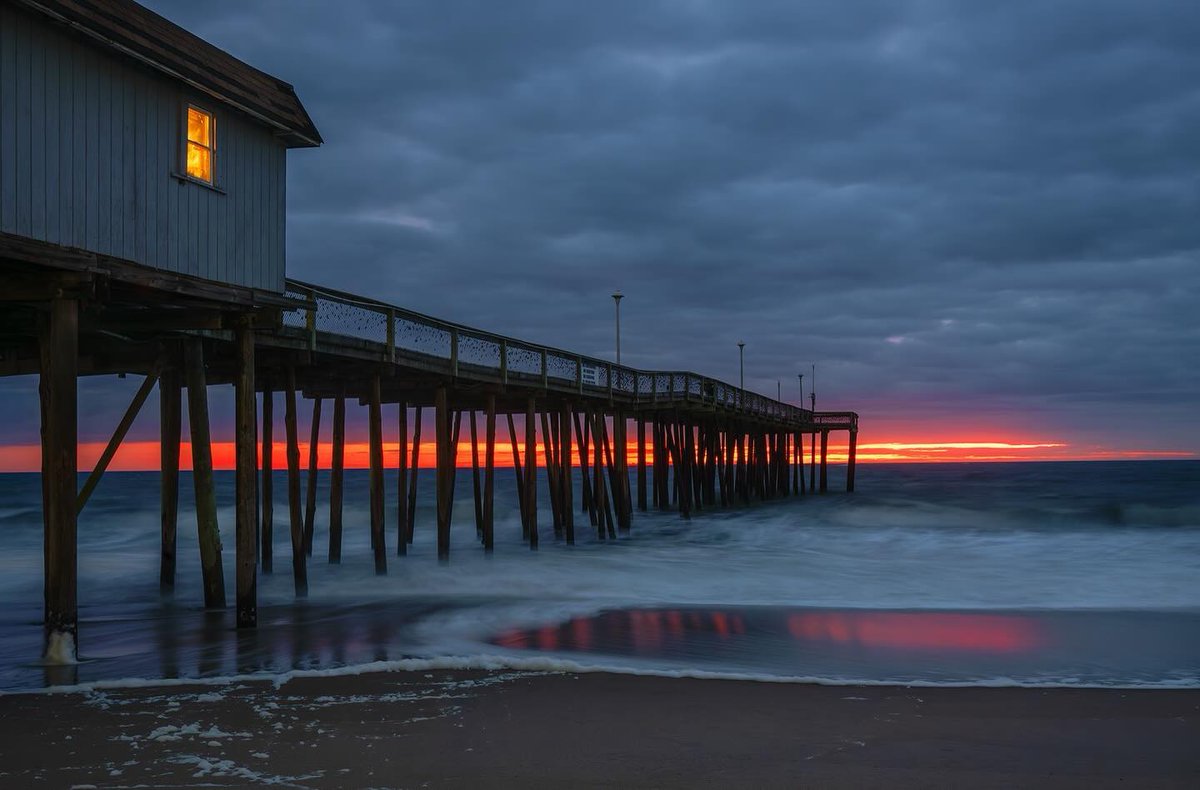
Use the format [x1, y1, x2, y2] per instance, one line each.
[7, 0, 1200, 457]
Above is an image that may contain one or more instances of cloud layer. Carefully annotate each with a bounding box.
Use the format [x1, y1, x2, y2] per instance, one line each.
[5, 0, 1199, 454]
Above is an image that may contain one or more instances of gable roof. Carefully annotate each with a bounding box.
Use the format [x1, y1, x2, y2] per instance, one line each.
[14, 0, 322, 147]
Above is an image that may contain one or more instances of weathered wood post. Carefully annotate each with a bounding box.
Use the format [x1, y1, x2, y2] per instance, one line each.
[329, 392, 346, 562]
[637, 416, 647, 511]
[846, 429, 858, 493]
[234, 327, 257, 629]
[40, 298, 78, 661]
[435, 387, 452, 561]
[184, 338, 225, 609]
[470, 410, 484, 539]
[615, 411, 631, 531]
[284, 366, 307, 597]
[368, 374, 387, 572]
[302, 398, 322, 556]
[407, 407, 422, 544]
[560, 402, 574, 545]
[260, 385, 273, 573]
[540, 410, 562, 537]
[525, 397, 539, 549]
[810, 431, 817, 492]
[819, 429, 829, 493]
[483, 394, 496, 553]
[159, 365, 181, 592]
[507, 414, 527, 536]
[395, 401, 408, 556]
[575, 411, 595, 524]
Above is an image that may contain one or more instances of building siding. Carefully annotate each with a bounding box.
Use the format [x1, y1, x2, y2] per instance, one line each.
[0, 4, 287, 291]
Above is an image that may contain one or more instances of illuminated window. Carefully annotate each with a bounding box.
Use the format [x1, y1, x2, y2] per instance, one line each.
[185, 105, 215, 184]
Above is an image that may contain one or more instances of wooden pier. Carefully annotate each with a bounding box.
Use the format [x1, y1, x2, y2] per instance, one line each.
[0, 239, 858, 655]
[0, 0, 856, 662]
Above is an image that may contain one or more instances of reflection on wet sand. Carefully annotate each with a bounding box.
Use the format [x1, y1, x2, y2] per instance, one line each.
[495, 607, 1042, 655]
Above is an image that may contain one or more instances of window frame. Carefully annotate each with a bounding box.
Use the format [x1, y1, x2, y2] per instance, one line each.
[181, 102, 217, 187]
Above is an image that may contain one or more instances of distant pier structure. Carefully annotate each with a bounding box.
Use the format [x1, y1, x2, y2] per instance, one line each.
[0, 0, 857, 660]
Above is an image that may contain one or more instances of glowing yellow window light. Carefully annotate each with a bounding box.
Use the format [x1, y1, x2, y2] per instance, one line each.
[186, 106, 214, 183]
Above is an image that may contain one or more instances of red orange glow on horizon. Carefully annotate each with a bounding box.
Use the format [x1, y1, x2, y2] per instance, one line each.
[0, 436, 1191, 473]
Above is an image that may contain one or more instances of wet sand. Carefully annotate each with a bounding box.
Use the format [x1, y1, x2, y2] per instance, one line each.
[1, 670, 1197, 788]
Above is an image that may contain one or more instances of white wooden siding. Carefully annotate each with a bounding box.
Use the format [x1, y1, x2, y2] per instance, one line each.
[0, 4, 287, 291]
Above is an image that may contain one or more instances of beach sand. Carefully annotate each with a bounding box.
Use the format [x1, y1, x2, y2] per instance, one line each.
[1, 670, 1197, 788]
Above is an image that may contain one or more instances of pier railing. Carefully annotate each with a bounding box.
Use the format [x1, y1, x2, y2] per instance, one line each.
[283, 279, 823, 426]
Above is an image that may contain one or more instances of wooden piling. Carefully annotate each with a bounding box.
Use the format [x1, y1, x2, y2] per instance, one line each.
[159, 366, 181, 592]
[284, 367, 307, 597]
[260, 385, 273, 573]
[40, 298, 78, 659]
[636, 417, 647, 511]
[614, 412, 631, 531]
[469, 410, 483, 539]
[407, 407, 422, 544]
[525, 397, 538, 549]
[483, 394, 496, 553]
[329, 393, 346, 562]
[559, 402, 574, 545]
[368, 375, 387, 572]
[395, 401, 407, 556]
[435, 387, 451, 561]
[302, 398, 322, 556]
[575, 410, 594, 523]
[810, 431, 817, 492]
[819, 429, 829, 494]
[540, 410, 562, 537]
[507, 413, 527, 536]
[184, 338, 225, 609]
[234, 327, 257, 629]
[846, 429, 858, 493]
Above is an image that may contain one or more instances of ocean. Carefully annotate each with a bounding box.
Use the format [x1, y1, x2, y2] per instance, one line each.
[0, 460, 1197, 692]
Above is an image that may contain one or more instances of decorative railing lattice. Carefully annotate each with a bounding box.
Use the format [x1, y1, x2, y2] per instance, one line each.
[284, 279, 825, 426]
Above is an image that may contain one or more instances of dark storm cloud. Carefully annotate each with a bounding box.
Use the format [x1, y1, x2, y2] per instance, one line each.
[4, 0, 1197, 451]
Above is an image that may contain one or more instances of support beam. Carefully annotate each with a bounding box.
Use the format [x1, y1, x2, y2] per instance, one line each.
[159, 367, 180, 593]
[407, 407, 422, 544]
[435, 387, 451, 561]
[184, 338, 225, 609]
[483, 394, 496, 553]
[234, 327, 257, 629]
[302, 398, 322, 556]
[395, 401, 407, 556]
[470, 410, 483, 539]
[560, 402, 574, 546]
[76, 370, 159, 514]
[368, 374, 387, 573]
[260, 386, 273, 573]
[636, 417, 647, 511]
[329, 393, 346, 562]
[40, 298, 78, 662]
[810, 431, 817, 492]
[508, 413, 527, 536]
[525, 397, 538, 549]
[819, 430, 829, 494]
[284, 367, 307, 597]
[846, 430, 858, 493]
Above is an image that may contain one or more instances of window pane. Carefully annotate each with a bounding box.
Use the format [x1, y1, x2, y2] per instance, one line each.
[187, 107, 211, 147]
[186, 141, 212, 182]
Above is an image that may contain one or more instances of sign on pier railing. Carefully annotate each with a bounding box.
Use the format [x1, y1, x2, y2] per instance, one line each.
[283, 279, 844, 427]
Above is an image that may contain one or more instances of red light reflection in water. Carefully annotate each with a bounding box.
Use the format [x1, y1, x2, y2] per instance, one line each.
[491, 608, 1042, 656]
[787, 611, 1041, 653]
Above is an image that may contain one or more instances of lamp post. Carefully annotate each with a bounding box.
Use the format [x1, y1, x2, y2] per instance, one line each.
[737, 341, 745, 406]
[798, 373, 804, 407]
[810, 363, 816, 412]
[612, 291, 623, 366]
